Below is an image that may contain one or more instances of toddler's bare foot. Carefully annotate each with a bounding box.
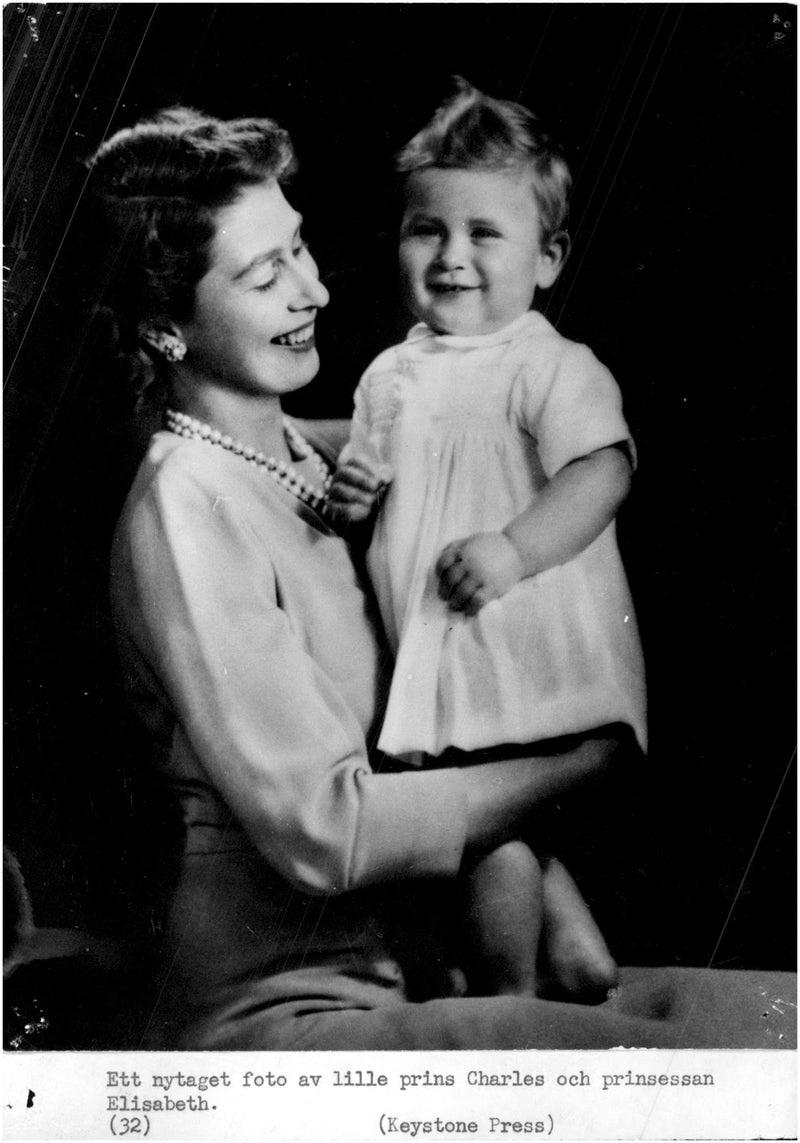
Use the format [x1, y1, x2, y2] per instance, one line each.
[539, 858, 618, 1003]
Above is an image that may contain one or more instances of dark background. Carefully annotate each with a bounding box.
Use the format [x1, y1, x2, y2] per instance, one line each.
[4, 3, 796, 1039]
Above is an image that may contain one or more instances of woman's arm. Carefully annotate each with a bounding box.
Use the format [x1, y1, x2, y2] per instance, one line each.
[461, 733, 619, 853]
[437, 444, 631, 613]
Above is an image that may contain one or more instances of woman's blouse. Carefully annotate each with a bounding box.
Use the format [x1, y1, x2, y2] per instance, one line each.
[110, 427, 468, 896]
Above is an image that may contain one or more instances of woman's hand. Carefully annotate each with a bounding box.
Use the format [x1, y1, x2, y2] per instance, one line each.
[435, 532, 524, 615]
[327, 457, 392, 525]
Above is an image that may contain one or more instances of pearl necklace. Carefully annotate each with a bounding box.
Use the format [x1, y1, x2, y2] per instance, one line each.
[165, 409, 332, 514]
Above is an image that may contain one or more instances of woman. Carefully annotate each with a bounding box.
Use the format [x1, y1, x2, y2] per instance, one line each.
[93, 107, 792, 1050]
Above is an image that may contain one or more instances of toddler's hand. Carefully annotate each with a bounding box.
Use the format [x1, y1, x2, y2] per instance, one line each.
[327, 457, 392, 524]
[435, 532, 524, 615]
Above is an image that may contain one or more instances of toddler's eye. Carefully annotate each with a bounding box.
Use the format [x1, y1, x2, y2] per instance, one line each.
[406, 222, 442, 239]
[293, 236, 310, 258]
[472, 226, 501, 240]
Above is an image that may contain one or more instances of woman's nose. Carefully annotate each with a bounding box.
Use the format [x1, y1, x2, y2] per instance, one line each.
[289, 262, 330, 311]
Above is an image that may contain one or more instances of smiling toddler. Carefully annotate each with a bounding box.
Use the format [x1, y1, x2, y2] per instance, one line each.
[330, 79, 646, 999]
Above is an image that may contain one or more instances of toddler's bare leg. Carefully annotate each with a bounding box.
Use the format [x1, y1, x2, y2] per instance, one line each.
[461, 840, 543, 997]
[540, 856, 619, 1001]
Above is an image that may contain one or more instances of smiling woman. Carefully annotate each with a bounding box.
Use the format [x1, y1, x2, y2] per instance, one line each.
[88, 119, 329, 466]
[172, 183, 329, 411]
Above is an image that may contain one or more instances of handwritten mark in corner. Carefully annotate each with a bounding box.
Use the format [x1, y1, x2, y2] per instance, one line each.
[773, 11, 792, 42]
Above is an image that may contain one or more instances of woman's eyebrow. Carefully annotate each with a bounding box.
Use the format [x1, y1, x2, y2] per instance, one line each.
[232, 248, 282, 282]
[232, 215, 304, 281]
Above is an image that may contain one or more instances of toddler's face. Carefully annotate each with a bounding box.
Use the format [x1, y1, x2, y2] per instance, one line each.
[399, 167, 563, 336]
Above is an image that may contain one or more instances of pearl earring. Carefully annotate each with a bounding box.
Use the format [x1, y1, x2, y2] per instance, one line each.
[163, 338, 186, 363]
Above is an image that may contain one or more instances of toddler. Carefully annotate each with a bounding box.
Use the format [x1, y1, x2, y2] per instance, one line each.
[330, 79, 646, 999]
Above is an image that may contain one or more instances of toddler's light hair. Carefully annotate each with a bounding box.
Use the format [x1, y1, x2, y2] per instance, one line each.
[395, 77, 571, 243]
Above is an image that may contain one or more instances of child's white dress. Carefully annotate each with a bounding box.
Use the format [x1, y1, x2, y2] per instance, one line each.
[344, 311, 647, 760]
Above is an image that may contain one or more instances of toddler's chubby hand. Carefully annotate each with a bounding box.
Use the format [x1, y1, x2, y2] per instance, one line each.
[328, 456, 392, 524]
[435, 532, 524, 615]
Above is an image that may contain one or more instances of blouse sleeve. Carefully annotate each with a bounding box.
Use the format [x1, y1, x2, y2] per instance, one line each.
[114, 453, 467, 897]
[515, 341, 636, 478]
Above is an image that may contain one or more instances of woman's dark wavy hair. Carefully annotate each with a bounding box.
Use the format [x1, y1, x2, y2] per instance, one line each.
[84, 107, 296, 406]
[395, 77, 571, 244]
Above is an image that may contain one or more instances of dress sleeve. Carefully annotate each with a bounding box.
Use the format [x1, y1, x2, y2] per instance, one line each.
[339, 351, 401, 475]
[515, 341, 636, 478]
[337, 377, 375, 466]
[117, 456, 467, 897]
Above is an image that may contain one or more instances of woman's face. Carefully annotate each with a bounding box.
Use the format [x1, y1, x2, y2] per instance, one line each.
[179, 179, 330, 399]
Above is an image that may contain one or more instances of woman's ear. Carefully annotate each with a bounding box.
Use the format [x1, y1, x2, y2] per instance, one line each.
[140, 321, 187, 363]
[536, 230, 570, 289]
